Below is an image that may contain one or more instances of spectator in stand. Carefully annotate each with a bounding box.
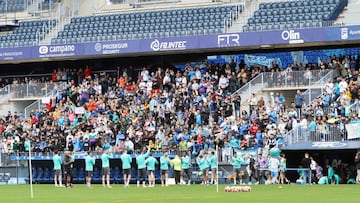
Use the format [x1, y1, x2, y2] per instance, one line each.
[294, 90, 305, 112]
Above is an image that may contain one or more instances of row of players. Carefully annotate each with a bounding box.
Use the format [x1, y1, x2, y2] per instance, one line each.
[52, 148, 244, 188]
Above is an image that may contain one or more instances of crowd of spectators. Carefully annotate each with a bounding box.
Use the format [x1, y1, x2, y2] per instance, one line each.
[299, 55, 360, 141]
[0, 54, 358, 167]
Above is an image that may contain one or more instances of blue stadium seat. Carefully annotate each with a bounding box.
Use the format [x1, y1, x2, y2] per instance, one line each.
[93, 168, 102, 184]
[273, 24, 280, 30]
[34, 168, 43, 183]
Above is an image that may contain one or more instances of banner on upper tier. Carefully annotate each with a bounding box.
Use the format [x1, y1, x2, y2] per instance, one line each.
[346, 123, 360, 140]
[1, 25, 360, 61]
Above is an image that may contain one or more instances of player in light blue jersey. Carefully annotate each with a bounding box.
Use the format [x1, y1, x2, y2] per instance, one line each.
[231, 152, 244, 184]
[136, 147, 150, 187]
[209, 151, 217, 185]
[160, 151, 170, 187]
[145, 151, 158, 187]
[101, 150, 112, 188]
[85, 150, 96, 188]
[52, 151, 64, 187]
[197, 152, 210, 185]
[120, 149, 132, 188]
[181, 152, 191, 185]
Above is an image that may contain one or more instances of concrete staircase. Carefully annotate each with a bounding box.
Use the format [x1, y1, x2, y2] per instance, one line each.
[334, 0, 360, 26]
[39, 2, 73, 45]
[231, 69, 334, 113]
[227, 0, 258, 33]
[231, 73, 267, 113]
[227, 0, 313, 33]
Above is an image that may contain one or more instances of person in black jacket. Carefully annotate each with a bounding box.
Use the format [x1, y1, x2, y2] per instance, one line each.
[63, 150, 75, 188]
[248, 154, 258, 183]
[301, 153, 311, 184]
[355, 152, 360, 184]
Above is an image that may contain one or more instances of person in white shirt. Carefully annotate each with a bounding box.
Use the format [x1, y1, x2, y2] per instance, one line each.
[141, 67, 149, 82]
[248, 93, 257, 106]
[195, 68, 202, 81]
[324, 79, 334, 95]
[218, 75, 229, 89]
[146, 80, 153, 94]
[268, 156, 280, 184]
[181, 75, 187, 86]
[310, 157, 317, 183]
[138, 80, 146, 92]
[303, 68, 312, 85]
[300, 116, 308, 139]
[339, 78, 348, 93]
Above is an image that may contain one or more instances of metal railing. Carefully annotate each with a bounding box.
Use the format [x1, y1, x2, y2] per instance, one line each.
[231, 72, 264, 104]
[301, 70, 334, 105]
[283, 122, 360, 145]
[8, 82, 64, 99]
[262, 69, 332, 88]
[230, 69, 333, 106]
[281, 70, 338, 146]
[23, 82, 67, 118]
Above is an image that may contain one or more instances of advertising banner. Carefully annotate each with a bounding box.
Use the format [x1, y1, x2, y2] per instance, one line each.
[83, 40, 140, 55]
[261, 28, 327, 45]
[346, 123, 360, 140]
[139, 36, 199, 52]
[0, 46, 32, 60]
[326, 25, 360, 41]
[36, 44, 82, 58]
[1, 25, 360, 61]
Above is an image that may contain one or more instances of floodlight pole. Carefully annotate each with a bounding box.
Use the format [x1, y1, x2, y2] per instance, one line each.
[29, 142, 34, 199]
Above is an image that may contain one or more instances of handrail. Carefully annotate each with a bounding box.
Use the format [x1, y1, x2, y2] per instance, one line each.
[283, 70, 335, 146]
[24, 82, 67, 118]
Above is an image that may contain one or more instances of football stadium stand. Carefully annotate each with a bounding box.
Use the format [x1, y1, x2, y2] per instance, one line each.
[51, 4, 241, 44]
[0, 0, 29, 13]
[0, 0, 358, 185]
[243, 0, 348, 31]
[0, 19, 57, 48]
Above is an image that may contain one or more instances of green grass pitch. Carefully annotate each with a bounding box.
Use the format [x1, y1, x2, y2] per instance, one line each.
[0, 184, 358, 203]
